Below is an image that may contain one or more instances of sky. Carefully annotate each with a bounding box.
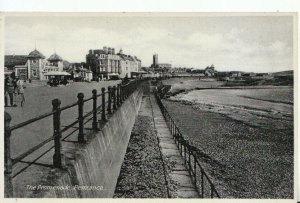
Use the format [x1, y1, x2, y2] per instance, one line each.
[5, 14, 294, 72]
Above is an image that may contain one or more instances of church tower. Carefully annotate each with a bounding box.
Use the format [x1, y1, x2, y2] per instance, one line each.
[153, 54, 158, 67]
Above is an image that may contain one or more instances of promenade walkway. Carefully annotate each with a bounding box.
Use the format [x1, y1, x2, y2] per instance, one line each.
[149, 92, 199, 198]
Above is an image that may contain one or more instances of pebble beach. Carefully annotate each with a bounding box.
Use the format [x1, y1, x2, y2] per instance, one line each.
[161, 77, 294, 198]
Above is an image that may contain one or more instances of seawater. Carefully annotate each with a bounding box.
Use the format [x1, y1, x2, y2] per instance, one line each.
[170, 88, 293, 130]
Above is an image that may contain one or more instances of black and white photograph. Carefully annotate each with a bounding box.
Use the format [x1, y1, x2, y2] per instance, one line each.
[2, 13, 297, 201]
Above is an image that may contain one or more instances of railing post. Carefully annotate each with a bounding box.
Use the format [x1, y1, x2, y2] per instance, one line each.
[4, 112, 13, 197]
[117, 84, 120, 106]
[52, 99, 62, 168]
[101, 88, 106, 121]
[184, 140, 187, 164]
[194, 155, 197, 183]
[201, 169, 204, 198]
[107, 86, 112, 115]
[188, 144, 191, 170]
[180, 136, 183, 155]
[123, 85, 127, 99]
[127, 83, 130, 96]
[77, 93, 85, 143]
[174, 127, 177, 144]
[113, 86, 117, 111]
[120, 85, 123, 103]
[92, 89, 98, 130]
[125, 84, 128, 98]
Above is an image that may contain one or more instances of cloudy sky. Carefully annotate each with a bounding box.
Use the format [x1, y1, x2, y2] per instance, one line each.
[5, 14, 294, 72]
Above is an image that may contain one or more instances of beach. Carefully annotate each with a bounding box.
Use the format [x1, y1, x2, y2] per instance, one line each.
[161, 77, 294, 198]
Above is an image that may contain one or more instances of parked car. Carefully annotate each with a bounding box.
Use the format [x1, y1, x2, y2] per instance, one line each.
[109, 75, 120, 80]
[74, 76, 84, 82]
[47, 78, 59, 87]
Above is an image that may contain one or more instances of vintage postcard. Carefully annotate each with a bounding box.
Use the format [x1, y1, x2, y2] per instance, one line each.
[1, 13, 297, 202]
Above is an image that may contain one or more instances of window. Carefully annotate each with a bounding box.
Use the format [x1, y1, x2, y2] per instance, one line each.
[32, 69, 37, 77]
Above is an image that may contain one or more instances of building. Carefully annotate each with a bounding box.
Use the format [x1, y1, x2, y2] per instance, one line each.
[134, 56, 142, 71]
[242, 72, 256, 77]
[4, 55, 28, 71]
[5, 49, 67, 80]
[5, 55, 28, 78]
[86, 46, 141, 79]
[6, 49, 47, 80]
[118, 52, 139, 78]
[151, 54, 172, 72]
[153, 54, 158, 67]
[171, 67, 187, 73]
[42, 53, 64, 80]
[204, 65, 217, 77]
[157, 63, 172, 70]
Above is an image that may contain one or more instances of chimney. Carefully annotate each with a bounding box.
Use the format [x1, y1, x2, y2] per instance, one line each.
[108, 47, 112, 54]
[103, 46, 108, 54]
[112, 48, 115, 55]
[89, 50, 92, 54]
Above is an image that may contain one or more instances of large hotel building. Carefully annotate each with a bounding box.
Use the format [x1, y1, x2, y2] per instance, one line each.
[86, 46, 141, 79]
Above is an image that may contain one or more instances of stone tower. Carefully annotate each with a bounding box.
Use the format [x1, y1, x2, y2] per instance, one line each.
[153, 54, 158, 67]
[27, 49, 46, 80]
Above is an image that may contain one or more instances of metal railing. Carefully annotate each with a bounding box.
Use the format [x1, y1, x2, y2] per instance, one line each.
[154, 92, 220, 198]
[4, 78, 145, 197]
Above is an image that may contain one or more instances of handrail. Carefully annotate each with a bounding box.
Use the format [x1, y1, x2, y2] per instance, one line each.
[154, 91, 220, 198]
[12, 134, 56, 165]
[60, 101, 79, 111]
[11, 111, 54, 131]
[4, 78, 147, 197]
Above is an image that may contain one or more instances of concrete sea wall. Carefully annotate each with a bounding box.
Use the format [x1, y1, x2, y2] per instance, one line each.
[13, 87, 144, 198]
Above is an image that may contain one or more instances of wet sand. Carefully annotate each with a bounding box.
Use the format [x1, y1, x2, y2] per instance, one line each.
[161, 78, 294, 198]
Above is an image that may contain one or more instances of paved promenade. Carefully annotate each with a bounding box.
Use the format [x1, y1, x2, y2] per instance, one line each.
[5, 81, 119, 158]
[149, 93, 199, 198]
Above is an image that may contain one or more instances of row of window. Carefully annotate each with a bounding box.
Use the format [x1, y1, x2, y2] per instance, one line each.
[45, 68, 59, 72]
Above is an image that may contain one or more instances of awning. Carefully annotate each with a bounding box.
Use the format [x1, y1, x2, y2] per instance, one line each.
[5, 71, 13, 75]
[108, 73, 119, 76]
[44, 71, 71, 76]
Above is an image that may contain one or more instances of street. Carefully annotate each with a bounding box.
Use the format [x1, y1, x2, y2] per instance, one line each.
[5, 80, 120, 158]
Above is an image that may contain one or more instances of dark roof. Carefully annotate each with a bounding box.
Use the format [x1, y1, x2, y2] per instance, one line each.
[28, 49, 45, 59]
[118, 54, 134, 61]
[48, 53, 63, 61]
[134, 56, 141, 62]
[5, 55, 28, 68]
[192, 69, 205, 73]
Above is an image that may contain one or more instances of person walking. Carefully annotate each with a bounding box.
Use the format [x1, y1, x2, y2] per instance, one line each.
[13, 77, 19, 106]
[16, 78, 26, 107]
[4, 76, 9, 107]
[6, 73, 16, 107]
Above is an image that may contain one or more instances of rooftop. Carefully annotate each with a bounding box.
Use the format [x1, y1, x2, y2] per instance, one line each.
[48, 53, 63, 61]
[28, 49, 45, 59]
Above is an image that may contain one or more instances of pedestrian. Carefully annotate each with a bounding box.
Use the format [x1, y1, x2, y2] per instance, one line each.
[13, 77, 19, 105]
[4, 76, 9, 107]
[6, 73, 17, 107]
[16, 78, 26, 107]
